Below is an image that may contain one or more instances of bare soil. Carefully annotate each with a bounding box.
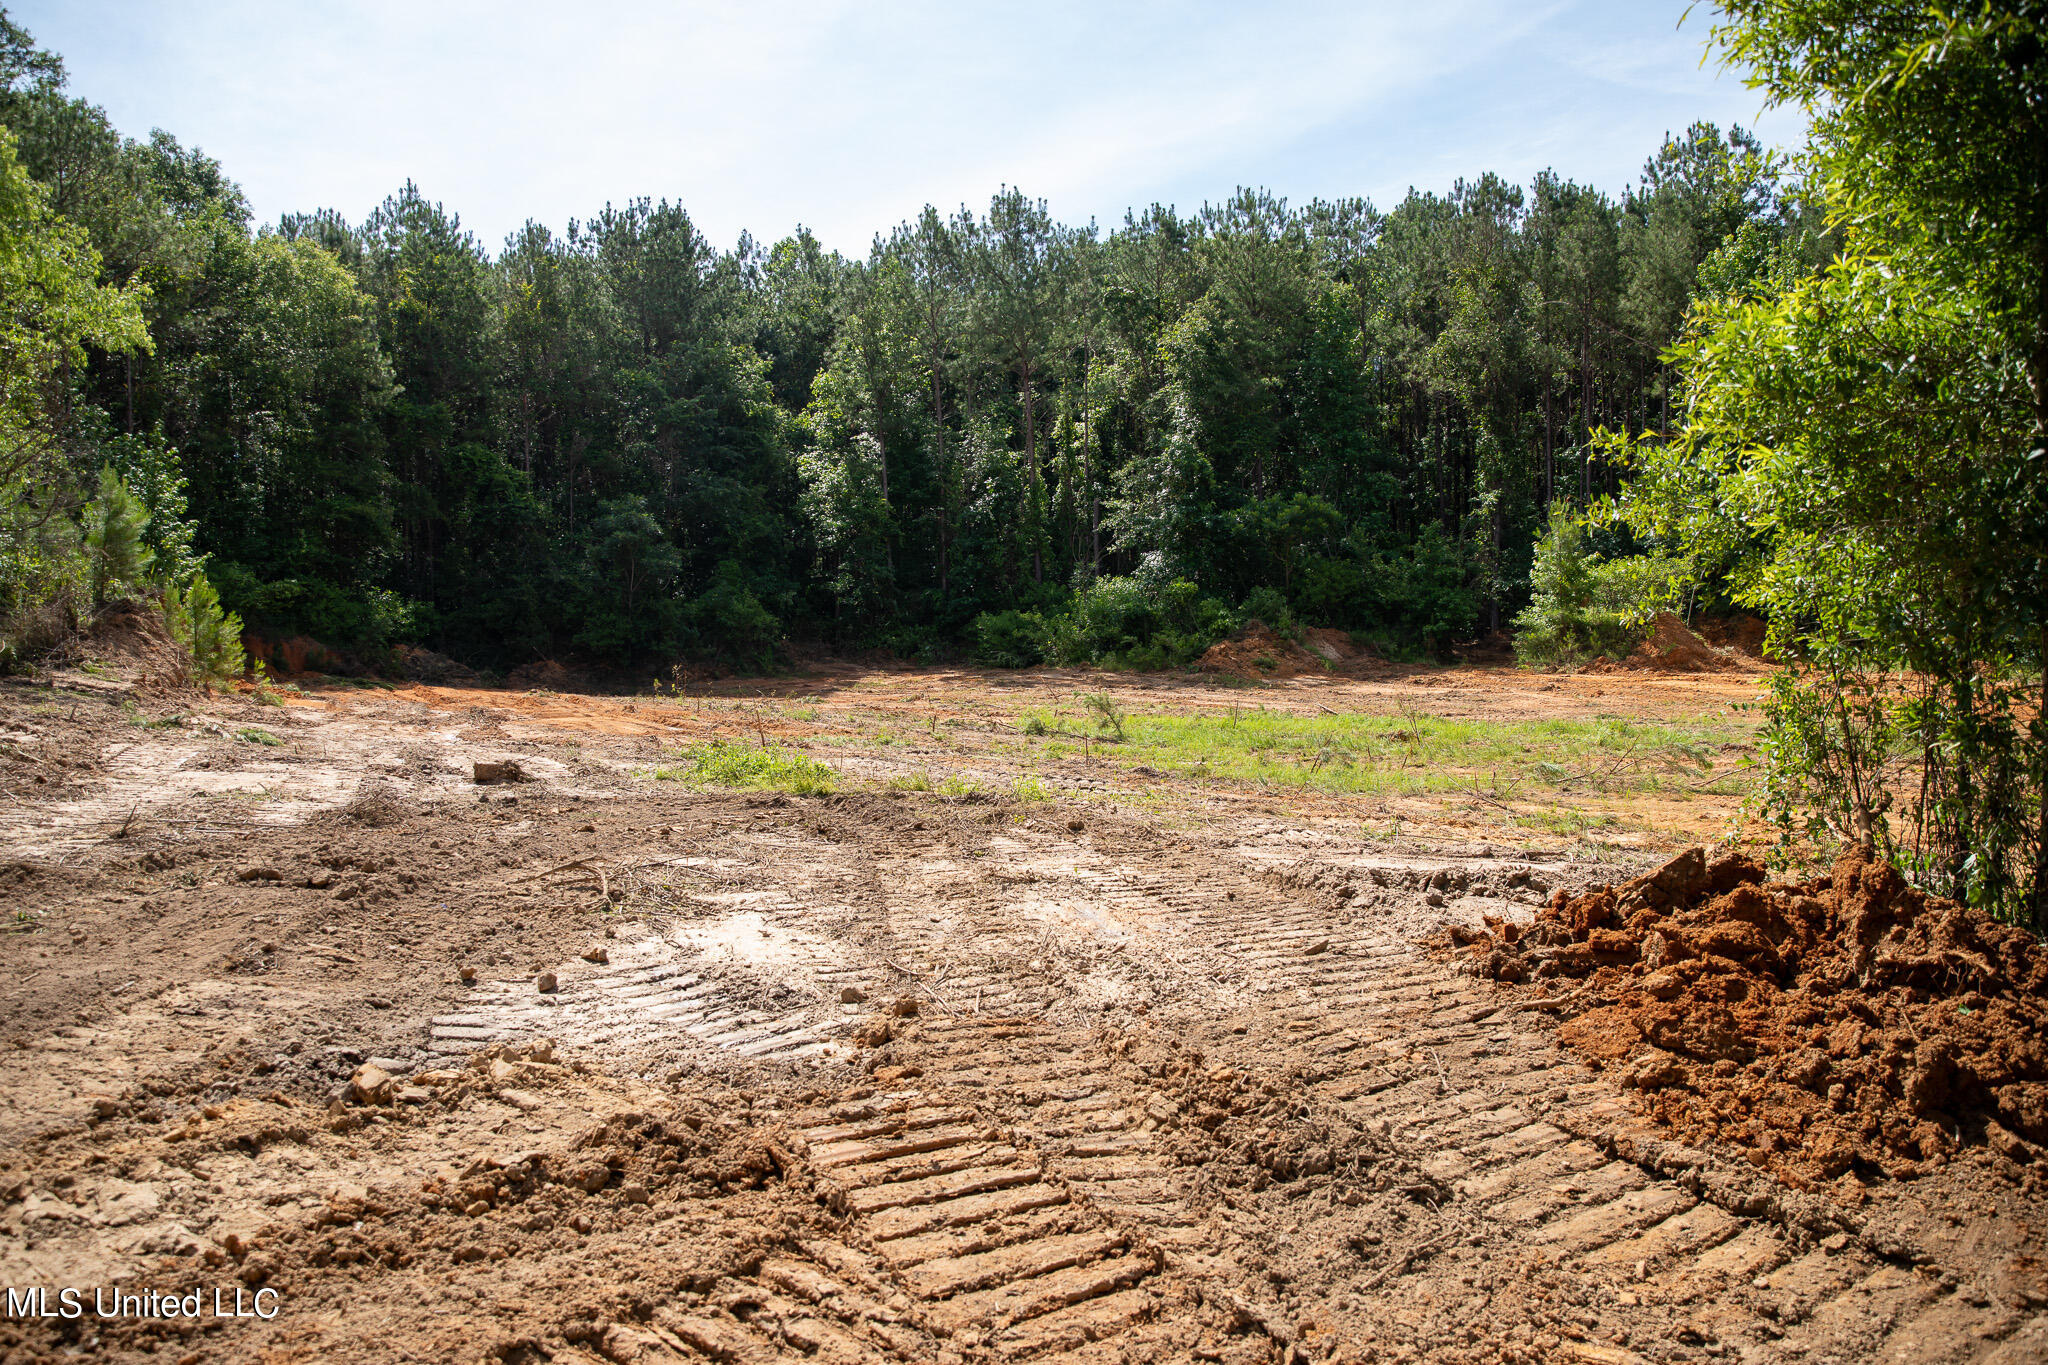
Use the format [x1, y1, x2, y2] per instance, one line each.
[0, 656, 2042, 1364]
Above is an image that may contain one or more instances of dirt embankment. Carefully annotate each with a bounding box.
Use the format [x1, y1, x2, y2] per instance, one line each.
[1198, 622, 1378, 680]
[1453, 845, 2048, 1186]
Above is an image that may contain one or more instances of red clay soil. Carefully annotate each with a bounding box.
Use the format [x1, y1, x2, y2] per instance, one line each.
[1453, 845, 2048, 1188]
[1197, 622, 1330, 679]
[1585, 611, 1744, 674]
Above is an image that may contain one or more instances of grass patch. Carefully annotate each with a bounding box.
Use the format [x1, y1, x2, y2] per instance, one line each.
[233, 727, 282, 746]
[938, 775, 982, 797]
[648, 739, 836, 795]
[1088, 705, 1750, 803]
[886, 770, 934, 792]
[1011, 776, 1053, 802]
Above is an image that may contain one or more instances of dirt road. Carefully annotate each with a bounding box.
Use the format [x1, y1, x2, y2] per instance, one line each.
[1, 663, 2041, 1364]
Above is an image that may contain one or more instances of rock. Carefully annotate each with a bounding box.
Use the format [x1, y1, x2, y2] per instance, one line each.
[839, 985, 866, 1004]
[464, 1200, 490, 1217]
[564, 1162, 609, 1193]
[1424, 889, 1445, 907]
[1987, 1121, 2033, 1164]
[459, 965, 478, 982]
[395, 1086, 432, 1105]
[888, 995, 920, 1018]
[236, 867, 283, 882]
[349, 1064, 395, 1105]
[1303, 939, 1330, 956]
[536, 971, 558, 994]
[473, 760, 528, 785]
[619, 1182, 651, 1205]
[581, 945, 609, 964]
[1640, 969, 1684, 1001]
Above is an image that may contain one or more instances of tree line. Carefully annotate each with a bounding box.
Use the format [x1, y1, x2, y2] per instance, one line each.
[0, 6, 1825, 678]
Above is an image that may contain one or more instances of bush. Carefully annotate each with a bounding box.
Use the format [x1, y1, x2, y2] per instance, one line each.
[1513, 503, 1682, 667]
[688, 561, 780, 673]
[971, 609, 1048, 667]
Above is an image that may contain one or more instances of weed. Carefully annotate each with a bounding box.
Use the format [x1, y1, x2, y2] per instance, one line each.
[1020, 713, 1050, 736]
[649, 739, 835, 795]
[938, 775, 981, 797]
[886, 771, 935, 792]
[1012, 776, 1052, 802]
[234, 727, 282, 746]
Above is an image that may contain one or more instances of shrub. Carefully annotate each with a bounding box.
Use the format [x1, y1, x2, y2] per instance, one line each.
[971, 609, 1047, 668]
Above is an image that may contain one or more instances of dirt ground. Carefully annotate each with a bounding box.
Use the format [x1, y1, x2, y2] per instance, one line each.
[1, 654, 2043, 1364]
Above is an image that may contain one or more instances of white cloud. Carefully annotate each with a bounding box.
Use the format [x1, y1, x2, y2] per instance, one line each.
[15, 0, 1805, 253]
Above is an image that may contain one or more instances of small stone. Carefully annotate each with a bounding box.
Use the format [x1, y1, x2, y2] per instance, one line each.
[566, 1163, 609, 1193]
[581, 945, 609, 965]
[472, 760, 527, 785]
[464, 1200, 490, 1217]
[839, 986, 866, 1004]
[348, 1064, 395, 1106]
[459, 966, 478, 983]
[536, 971, 558, 994]
[236, 867, 283, 882]
[1822, 1232, 1850, 1252]
[1424, 889, 1445, 907]
[888, 996, 920, 1018]
[618, 1182, 650, 1205]
[395, 1086, 432, 1105]
[1067, 819, 1085, 833]
[568, 1213, 591, 1234]
[1304, 939, 1330, 956]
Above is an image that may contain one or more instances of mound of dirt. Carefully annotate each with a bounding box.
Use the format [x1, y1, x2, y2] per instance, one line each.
[1299, 626, 1375, 667]
[77, 598, 186, 688]
[1197, 621, 1325, 679]
[1452, 845, 2048, 1185]
[401, 645, 479, 685]
[507, 658, 578, 690]
[1696, 613, 1770, 661]
[1582, 611, 1742, 674]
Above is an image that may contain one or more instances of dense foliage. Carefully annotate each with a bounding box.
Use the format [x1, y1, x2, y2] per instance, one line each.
[1610, 1, 2047, 927]
[0, 8, 1816, 678]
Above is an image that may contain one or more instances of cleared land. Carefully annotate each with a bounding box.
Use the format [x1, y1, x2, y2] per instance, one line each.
[0, 656, 2042, 1364]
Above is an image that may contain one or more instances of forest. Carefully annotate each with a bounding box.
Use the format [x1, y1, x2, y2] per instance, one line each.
[0, 9, 1826, 674]
[0, 2, 2042, 927]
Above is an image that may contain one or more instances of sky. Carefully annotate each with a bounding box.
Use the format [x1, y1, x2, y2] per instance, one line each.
[14, 0, 1805, 256]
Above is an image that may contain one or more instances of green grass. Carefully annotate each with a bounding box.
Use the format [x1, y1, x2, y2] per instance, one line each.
[647, 739, 836, 795]
[1011, 776, 1053, 802]
[886, 770, 935, 792]
[233, 727, 282, 746]
[1066, 705, 1750, 803]
[938, 775, 982, 797]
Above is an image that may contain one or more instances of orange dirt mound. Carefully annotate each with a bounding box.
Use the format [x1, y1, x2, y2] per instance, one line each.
[1585, 611, 1740, 674]
[1197, 621, 1325, 679]
[79, 598, 187, 689]
[1452, 845, 2048, 1185]
[1696, 613, 1770, 661]
[507, 658, 578, 690]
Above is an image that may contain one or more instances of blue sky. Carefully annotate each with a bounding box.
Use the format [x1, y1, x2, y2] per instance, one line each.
[15, 0, 1803, 255]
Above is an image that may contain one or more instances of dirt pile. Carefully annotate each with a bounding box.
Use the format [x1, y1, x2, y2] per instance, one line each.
[1453, 845, 2048, 1184]
[508, 658, 578, 690]
[1197, 621, 1326, 679]
[400, 644, 478, 684]
[1696, 613, 1770, 661]
[1586, 611, 1741, 674]
[74, 598, 188, 689]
